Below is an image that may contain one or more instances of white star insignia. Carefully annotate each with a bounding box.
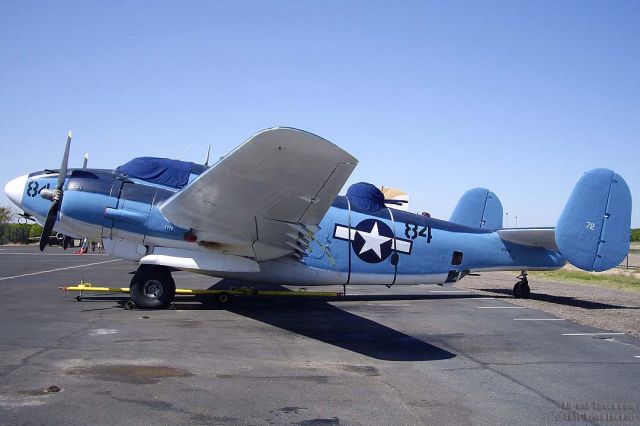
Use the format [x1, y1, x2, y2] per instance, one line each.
[357, 222, 391, 259]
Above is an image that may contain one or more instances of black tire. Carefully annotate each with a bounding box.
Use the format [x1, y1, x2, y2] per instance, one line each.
[513, 281, 531, 299]
[216, 292, 230, 304]
[520, 282, 531, 299]
[129, 266, 176, 309]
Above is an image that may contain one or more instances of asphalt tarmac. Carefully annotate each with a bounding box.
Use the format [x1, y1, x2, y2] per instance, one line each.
[0, 246, 639, 425]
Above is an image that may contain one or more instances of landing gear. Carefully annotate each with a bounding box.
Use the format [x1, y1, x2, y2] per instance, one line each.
[513, 270, 530, 299]
[129, 265, 176, 309]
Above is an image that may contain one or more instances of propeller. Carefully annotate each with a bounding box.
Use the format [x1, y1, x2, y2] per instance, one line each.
[39, 131, 72, 251]
[82, 153, 89, 168]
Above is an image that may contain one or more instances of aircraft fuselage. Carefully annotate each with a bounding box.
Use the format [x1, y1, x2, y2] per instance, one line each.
[8, 168, 565, 286]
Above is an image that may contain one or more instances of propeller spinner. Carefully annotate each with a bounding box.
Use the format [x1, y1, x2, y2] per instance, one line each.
[38, 131, 72, 251]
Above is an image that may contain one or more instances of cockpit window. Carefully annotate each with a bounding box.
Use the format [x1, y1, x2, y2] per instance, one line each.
[28, 170, 58, 178]
[66, 170, 113, 194]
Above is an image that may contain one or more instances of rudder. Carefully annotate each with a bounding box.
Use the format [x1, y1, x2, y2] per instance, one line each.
[555, 168, 632, 272]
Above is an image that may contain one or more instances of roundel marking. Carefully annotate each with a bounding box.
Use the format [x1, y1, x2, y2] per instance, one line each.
[352, 219, 394, 263]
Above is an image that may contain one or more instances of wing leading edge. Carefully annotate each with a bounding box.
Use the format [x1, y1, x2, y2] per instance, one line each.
[159, 127, 358, 261]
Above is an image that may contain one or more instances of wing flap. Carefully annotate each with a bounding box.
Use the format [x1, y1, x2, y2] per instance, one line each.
[299, 162, 356, 224]
[140, 247, 260, 273]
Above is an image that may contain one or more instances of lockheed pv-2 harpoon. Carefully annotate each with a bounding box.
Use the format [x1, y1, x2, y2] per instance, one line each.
[4, 128, 632, 308]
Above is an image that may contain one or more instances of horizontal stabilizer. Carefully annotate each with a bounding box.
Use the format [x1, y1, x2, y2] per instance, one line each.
[497, 228, 557, 251]
[450, 188, 503, 230]
[555, 168, 632, 272]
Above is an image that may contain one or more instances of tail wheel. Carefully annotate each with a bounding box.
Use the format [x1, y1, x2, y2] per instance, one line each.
[513, 280, 531, 299]
[130, 266, 175, 309]
[216, 292, 230, 304]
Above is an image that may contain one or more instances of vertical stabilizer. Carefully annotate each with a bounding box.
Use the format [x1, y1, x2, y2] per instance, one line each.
[450, 188, 503, 230]
[555, 168, 632, 272]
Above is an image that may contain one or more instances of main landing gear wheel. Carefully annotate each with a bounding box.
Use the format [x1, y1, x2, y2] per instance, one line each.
[129, 265, 176, 309]
[513, 270, 531, 299]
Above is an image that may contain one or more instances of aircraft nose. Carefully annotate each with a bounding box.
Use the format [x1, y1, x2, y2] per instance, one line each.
[4, 174, 28, 207]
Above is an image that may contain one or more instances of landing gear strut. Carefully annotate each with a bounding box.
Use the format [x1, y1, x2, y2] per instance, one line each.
[513, 270, 530, 299]
[129, 265, 176, 309]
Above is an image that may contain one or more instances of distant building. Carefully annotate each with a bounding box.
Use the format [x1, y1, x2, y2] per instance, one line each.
[381, 186, 410, 211]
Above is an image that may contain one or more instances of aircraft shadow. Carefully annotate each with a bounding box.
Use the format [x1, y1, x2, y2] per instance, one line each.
[480, 288, 637, 310]
[87, 281, 458, 361]
[174, 281, 456, 361]
[198, 297, 455, 361]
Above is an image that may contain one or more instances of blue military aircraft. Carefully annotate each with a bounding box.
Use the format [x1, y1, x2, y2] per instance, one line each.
[4, 128, 633, 309]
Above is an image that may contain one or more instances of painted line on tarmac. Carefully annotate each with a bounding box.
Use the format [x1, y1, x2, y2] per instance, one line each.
[88, 328, 118, 336]
[428, 290, 471, 293]
[513, 318, 564, 321]
[0, 259, 120, 281]
[477, 306, 525, 309]
[0, 252, 107, 256]
[562, 332, 625, 336]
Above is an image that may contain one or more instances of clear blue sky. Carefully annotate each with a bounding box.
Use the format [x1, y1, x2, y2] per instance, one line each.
[1, 0, 638, 227]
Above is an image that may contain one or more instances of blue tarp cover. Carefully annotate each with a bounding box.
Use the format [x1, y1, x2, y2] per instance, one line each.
[347, 182, 386, 212]
[116, 157, 206, 189]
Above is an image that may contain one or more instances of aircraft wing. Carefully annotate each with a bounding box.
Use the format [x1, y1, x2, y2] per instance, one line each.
[497, 228, 558, 251]
[159, 127, 358, 261]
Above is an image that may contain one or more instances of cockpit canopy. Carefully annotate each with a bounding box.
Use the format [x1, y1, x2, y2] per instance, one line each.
[116, 157, 207, 189]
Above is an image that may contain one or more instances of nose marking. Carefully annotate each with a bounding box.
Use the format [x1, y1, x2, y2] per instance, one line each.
[4, 174, 28, 207]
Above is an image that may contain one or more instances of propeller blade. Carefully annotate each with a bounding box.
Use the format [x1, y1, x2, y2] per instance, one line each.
[39, 131, 72, 251]
[39, 199, 59, 251]
[82, 153, 88, 168]
[57, 131, 72, 191]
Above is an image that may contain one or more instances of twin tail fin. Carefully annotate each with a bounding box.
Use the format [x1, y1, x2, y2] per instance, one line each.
[555, 168, 632, 272]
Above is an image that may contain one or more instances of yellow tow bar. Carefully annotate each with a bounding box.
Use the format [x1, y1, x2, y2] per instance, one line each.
[59, 282, 343, 302]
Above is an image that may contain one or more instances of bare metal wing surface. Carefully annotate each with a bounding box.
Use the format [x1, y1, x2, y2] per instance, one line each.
[497, 228, 558, 251]
[159, 127, 358, 261]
